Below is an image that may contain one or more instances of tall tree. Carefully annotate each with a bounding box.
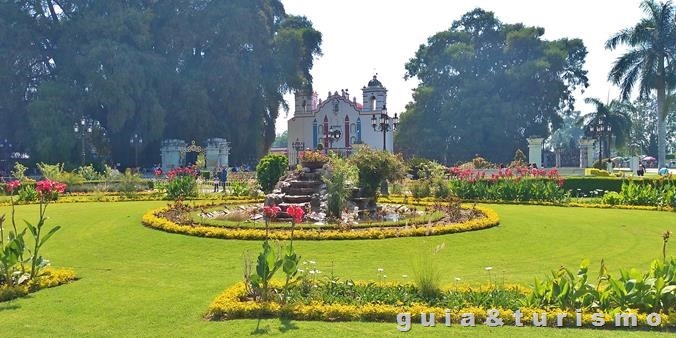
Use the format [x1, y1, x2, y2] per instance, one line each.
[578, 98, 632, 159]
[396, 9, 588, 164]
[0, 0, 321, 167]
[606, 0, 675, 167]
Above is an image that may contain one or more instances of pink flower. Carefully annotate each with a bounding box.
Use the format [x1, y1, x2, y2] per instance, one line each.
[35, 179, 67, 195]
[286, 205, 305, 224]
[5, 180, 20, 193]
[263, 204, 281, 220]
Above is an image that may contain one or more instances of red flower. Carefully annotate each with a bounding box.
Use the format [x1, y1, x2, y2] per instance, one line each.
[154, 168, 163, 176]
[5, 180, 20, 193]
[35, 179, 67, 196]
[286, 205, 305, 224]
[263, 204, 281, 220]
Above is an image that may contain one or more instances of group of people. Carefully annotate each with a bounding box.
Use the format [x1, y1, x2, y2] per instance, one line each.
[212, 167, 228, 192]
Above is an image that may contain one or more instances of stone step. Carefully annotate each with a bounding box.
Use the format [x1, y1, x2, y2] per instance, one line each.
[283, 187, 318, 195]
[298, 172, 322, 181]
[283, 195, 313, 203]
[286, 180, 322, 188]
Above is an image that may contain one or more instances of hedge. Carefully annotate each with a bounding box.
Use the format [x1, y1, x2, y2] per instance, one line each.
[561, 177, 666, 196]
[0, 179, 154, 194]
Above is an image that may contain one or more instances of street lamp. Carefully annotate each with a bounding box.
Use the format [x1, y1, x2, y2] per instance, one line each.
[588, 119, 612, 161]
[292, 138, 305, 165]
[0, 138, 13, 174]
[130, 133, 143, 167]
[73, 117, 97, 165]
[370, 105, 399, 151]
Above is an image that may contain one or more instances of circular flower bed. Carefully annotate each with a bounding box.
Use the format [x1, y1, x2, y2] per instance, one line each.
[141, 199, 500, 240]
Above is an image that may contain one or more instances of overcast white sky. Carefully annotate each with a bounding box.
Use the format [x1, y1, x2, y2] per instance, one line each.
[275, 0, 645, 133]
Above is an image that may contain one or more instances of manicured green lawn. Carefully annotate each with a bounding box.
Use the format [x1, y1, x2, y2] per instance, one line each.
[0, 201, 673, 337]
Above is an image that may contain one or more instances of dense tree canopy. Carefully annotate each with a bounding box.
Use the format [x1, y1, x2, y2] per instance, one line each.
[395, 9, 588, 164]
[0, 0, 321, 167]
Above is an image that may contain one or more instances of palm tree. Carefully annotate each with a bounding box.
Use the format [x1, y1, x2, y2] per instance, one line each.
[605, 0, 676, 167]
[579, 98, 632, 159]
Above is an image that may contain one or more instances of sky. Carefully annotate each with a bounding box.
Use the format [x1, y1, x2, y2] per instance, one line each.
[275, 0, 646, 133]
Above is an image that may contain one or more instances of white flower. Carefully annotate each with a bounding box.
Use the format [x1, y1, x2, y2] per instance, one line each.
[309, 270, 316, 275]
[383, 275, 387, 278]
[298, 269, 304, 273]
[308, 260, 316, 265]
[485, 267, 493, 271]
[455, 277, 461, 282]
[302, 261, 308, 265]
[377, 268, 384, 273]
[402, 275, 408, 278]
[347, 281, 354, 286]
[315, 270, 322, 274]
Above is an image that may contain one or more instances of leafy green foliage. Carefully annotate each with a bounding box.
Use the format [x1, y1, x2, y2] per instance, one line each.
[397, 8, 589, 164]
[256, 154, 288, 193]
[526, 258, 676, 313]
[603, 179, 676, 208]
[0, 1, 322, 166]
[165, 176, 197, 201]
[349, 146, 406, 199]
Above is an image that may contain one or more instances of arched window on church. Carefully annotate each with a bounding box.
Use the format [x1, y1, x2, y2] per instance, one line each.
[370, 96, 377, 111]
[302, 99, 307, 113]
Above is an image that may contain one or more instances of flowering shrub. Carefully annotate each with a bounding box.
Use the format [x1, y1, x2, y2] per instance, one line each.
[299, 150, 329, 164]
[165, 166, 198, 200]
[1, 179, 66, 290]
[446, 167, 567, 203]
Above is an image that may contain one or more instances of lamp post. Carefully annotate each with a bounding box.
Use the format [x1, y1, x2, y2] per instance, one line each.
[588, 119, 612, 161]
[292, 138, 305, 165]
[0, 138, 12, 174]
[371, 105, 399, 194]
[130, 133, 143, 168]
[327, 128, 341, 149]
[370, 105, 399, 151]
[73, 117, 97, 165]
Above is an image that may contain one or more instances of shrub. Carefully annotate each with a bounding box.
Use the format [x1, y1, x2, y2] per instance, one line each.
[118, 169, 144, 198]
[256, 154, 288, 193]
[324, 154, 357, 218]
[349, 146, 406, 199]
[601, 191, 622, 205]
[165, 167, 198, 200]
[75, 165, 101, 181]
[409, 179, 431, 199]
[17, 184, 38, 202]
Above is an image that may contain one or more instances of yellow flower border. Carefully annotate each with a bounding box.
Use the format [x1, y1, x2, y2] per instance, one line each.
[0, 268, 77, 302]
[205, 282, 674, 328]
[142, 201, 500, 240]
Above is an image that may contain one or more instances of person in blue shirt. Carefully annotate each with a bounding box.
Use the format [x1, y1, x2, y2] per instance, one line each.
[218, 167, 228, 192]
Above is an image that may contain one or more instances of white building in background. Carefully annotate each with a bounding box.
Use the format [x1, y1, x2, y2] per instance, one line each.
[287, 75, 394, 164]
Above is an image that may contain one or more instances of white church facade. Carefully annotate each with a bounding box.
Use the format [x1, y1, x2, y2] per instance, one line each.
[287, 75, 395, 164]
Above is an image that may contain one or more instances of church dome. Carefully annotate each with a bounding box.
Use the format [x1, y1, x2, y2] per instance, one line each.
[367, 75, 383, 87]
